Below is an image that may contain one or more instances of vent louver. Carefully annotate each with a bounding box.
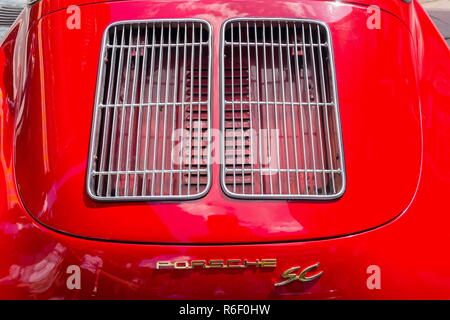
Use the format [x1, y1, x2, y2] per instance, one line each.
[0, 4, 24, 39]
[221, 19, 345, 199]
[0, 5, 23, 27]
[87, 20, 212, 201]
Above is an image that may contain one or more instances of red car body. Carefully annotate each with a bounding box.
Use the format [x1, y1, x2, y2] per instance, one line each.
[0, 0, 449, 299]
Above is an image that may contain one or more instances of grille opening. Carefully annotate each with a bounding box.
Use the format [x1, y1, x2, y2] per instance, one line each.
[88, 20, 211, 200]
[221, 19, 344, 198]
[0, 5, 23, 27]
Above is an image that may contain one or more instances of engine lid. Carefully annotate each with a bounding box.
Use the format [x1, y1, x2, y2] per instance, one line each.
[15, 0, 421, 243]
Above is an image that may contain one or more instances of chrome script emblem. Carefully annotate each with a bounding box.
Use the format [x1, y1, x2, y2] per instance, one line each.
[156, 259, 277, 270]
[274, 262, 323, 287]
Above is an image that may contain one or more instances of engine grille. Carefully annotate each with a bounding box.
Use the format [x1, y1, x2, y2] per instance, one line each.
[221, 18, 345, 199]
[87, 20, 212, 200]
[0, 4, 23, 27]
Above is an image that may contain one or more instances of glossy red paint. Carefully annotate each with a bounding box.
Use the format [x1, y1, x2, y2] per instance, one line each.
[0, 0, 449, 299]
[30, 0, 414, 23]
[15, 0, 421, 244]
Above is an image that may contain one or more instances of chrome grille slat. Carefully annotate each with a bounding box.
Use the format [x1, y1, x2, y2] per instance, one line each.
[309, 23, 327, 194]
[238, 23, 245, 192]
[262, 23, 273, 194]
[115, 26, 133, 197]
[223, 168, 342, 173]
[317, 24, 336, 194]
[284, 23, 301, 194]
[87, 20, 212, 201]
[300, 23, 317, 195]
[187, 23, 195, 195]
[277, 21, 290, 195]
[107, 26, 127, 197]
[149, 24, 164, 196]
[197, 24, 203, 193]
[178, 22, 188, 195]
[96, 26, 117, 197]
[124, 26, 141, 197]
[270, 21, 283, 194]
[159, 23, 171, 195]
[169, 23, 180, 196]
[221, 18, 345, 199]
[253, 22, 264, 194]
[141, 25, 157, 197]
[293, 24, 309, 194]
[105, 43, 209, 48]
[132, 25, 148, 197]
[246, 22, 255, 195]
[224, 42, 328, 47]
[230, 24, 236, 192]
